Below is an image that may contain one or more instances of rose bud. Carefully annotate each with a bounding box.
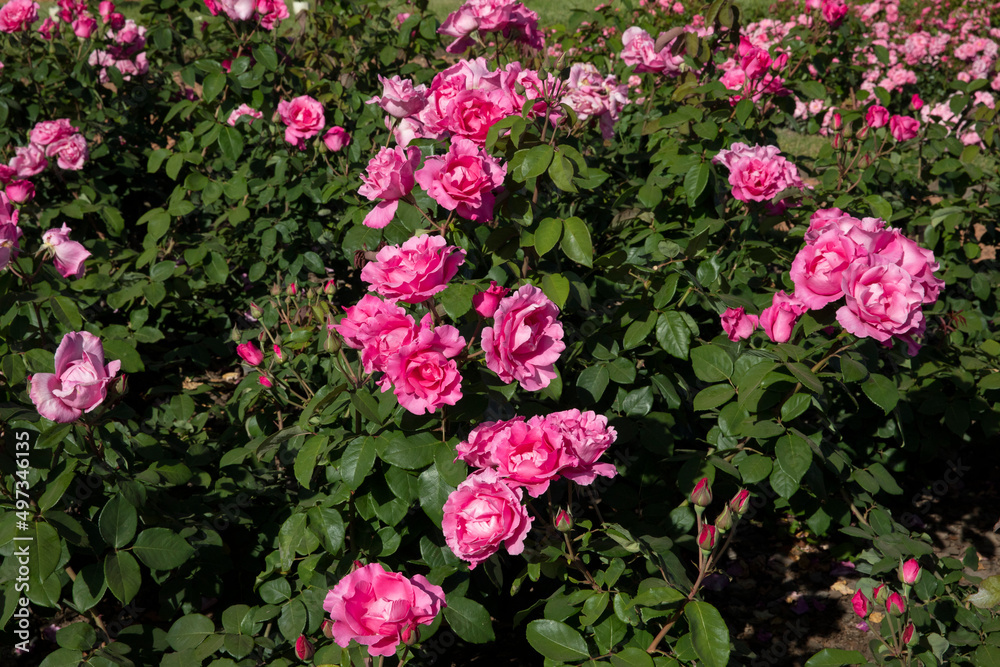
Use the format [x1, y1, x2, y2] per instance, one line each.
[273, 344, 283, 361]
[900, 558, 920, 585]
[250, 302, 264, 318]
[715, 506, 733, 532]
[6, 179, 34, 204]
[472, 281, 511, 318]
[697, 524, 717, 551]
[911, 93, 923, 110]
[729, 489, 750, 515]
[690, 478, 712, 508]
[903, 622, 916, 644]
[323, 126, 351, 152]
[886, 591, 905, 615]
[873, 583, 888, 603]
[321, 619, 334, 639]
[851, 590, 869, 618]
[287, 282, 297, 296]
[258, 375, 272, 388]
[555, 509, 573, 533]
[237, 342, 264, 366]
[294, 635, 315, 660]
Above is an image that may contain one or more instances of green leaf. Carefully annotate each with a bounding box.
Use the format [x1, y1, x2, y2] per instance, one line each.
[219, 126, 244, 161]
[622, 312, 656, 350]
[577, 364, 610, 404]
[167, 613, 215, 651]
[132, 528, 194, 570]
[99, 495, 137, 549]
[804, 648, 867, 666]
[380, 431, 438, 470]
[561, 216, 593, 268]
[611, 648, 655, 667]
[867, 463, 904, 495]
[418, 466, 455, 526]
[294, 435, 326, 489]
[340, 437, 376, 490]
[253, 44, 279, 70]
[862, 374, 898, 414]
[785, 362, 823, 394]
[684, 601, 730, 667]
[526, 619, 590, 662]
[512, 144, 554, 182]
[444, 596, 495, 643]
[39, 649, 84, 667]
[307, 507, 345, 554]
[775, 433, 812, 483]
[780, 393, 811, 422]
[795, 80, 827, 99]
[534, 217, 562, 256]
[693, 384, 735, 411]
[738, 454, 772, 484]
[49, 296, 83, 331]
[104, 551, 141, 603]
[684, 162, 710, 205]
[56, 622, 96, 650]
[968, 574, 1000, 609]
[864, 194, 892, 221]
[204, 252, 228, 284]
[71, 563, 107, 612]
[656, 311, 691, 359]
[202, 71, 226, 102]
[690, 345, 733, 383]
[102, 339, 144, 373]
[549, 152, 578, 192]
[540, 273, 570, 308]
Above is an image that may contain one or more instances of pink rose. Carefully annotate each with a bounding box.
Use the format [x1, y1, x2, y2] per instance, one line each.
[323, 563, 445, 657]
[227, 104, 263, 126]
[28, 331, 121, 423]
[911, 93, 923, 110]
[0, 165, 15, 184]
[357, 145, 421, 229]
[99, 1, 115, 21]
[836, 257, 925, 343]
[852, 590, 869, 617]
[440, 88, 512, 145]
[217, 0, 255, 20]
[791, 228, 865, 310]
[383, 315, 465, 415]
[237, 342, 263, 365]
[720, 307, 759, 342]
[865, 105, 889, 128]
[889, 115, 920, 141]
[30, 119, 78, 146]
[42, 223, 91, 278]
[0, 0, 39, 33]
[712, 143, 805, 202]
[759, 290, 807, 343]
[804, 207, 869, 244]
[258, 375, 272, 388]
[202, 0, 219, 15]
[10, 144, 48, 178]
[323, 126, 350, 152]
[455, 417, 525, 468]
[367, 75, 428, 119]
[333, 294, 395, 349]
[6, 180, 34, 204]
[481, 284, 565, 391]
[360, 234, 465, 304]
[414, 137, 506, 223]
[472, 281, 511, 318]
[490, 415, 576, 497]
[46, 134, 89, 171]
[0, 202, 23, 272]
[866, 228, 944, 304]
[620, 26, 683, 75]
[276, 95, 325, 148]
[38, 16, 58, 39]
[333, 296, 417, 380]
[740, 44, 773, 80]
[73, 14, 97, 38]
[442, 468, 533, 569]
[821, 0, 847, 25]
[255, 0, 288, 29]
[542, 409, 618, 485]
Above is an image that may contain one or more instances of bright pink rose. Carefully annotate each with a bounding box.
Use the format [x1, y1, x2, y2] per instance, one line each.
[255, 0, 288, 29]
[759, 290, 807, 343]
[472, 281, 511, 318]
[357, 145, 421, 229]
[865, 105, 889, 128]
[323, 126, 350, 152]
[442, 468, 533, 569]
[791, 228, 865, 309]
[740, 44, 773, 80]
[227, 104, 263, 126]
[414, 137, 506, 222]
[323, 563, 445, 658]
[0, 165, 15, 185]
[821, 0, 848, 25]
[30, 119, 78, 147]
[852, 590, 869, 617]
[542, 409, 617, 485]
[108, 11, 124, 29]
[237, 342, 263, 365]
[333, 294, 397, 349]
[440, 88, 511, 145]
[455, 417, 525, 468]
[258, 375, 272, 388]
[202, 0, 220, 15]
[10, 144, 48, 178]
[368, 75, 428, 119]
[720, 307, 759, 342]
[0, 0, 39, 33]
[889, 115, 920, 141]
[910, 93, 923, 110]
[38, 16, 57, 39]
[836, 257, 925, 343]
[481, 284, 564, 391]
[99, 1, 115, 21]
[336, 297, 418, 382]
[804, 208, 867, 244]
[360, 234, 466, 304]
[6, 180, 34, 204]
[73, 14, 97, 38]
[42, 223, 90, 278]
[490, 415, 576, 497]
[712, 143, 805, 202]
[46, 134, 89, 171]
[866, 228, 944, 304]
[383, 315, 465, 415]
[28, 331, 121, 423]
[277, 95, 325, 148]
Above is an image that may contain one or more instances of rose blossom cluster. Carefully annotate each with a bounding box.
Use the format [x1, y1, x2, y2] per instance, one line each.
[560, 62, 630, 140]
[3, 119, 89, 192]
[712, 142, 808, 206]
[722, 208, 943, 355]
[29, 331, 121, 423]
[619, 26, 684, 76]
[718, 36, 790, 104]
[88, 18, 149, 82]
[442, 409, 617, 567]
[438, 0, 544, 54]
[202, 0, 289, 30]
[851, 559, 920, 641]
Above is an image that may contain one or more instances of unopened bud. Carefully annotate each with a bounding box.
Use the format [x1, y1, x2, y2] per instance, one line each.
[833, 133, 841, 149]
[295, 635, 315, 660]
[873, 583, 889, 604]
[324, 279, 335, 295]
[270, 283, 281, 296]
[833, 112, 842, 130]
[690, 478, 712, 508]
[273, 344, 283, 362]
[886, 591, 905, 616]
[900, 558, 921, 586]
[287, 282, 297, 296]
[324, 332, 342, 354]
[729, 489, 750, 515]
[902, 622, 916, 644]
[852, 590, 869, 618]
[555, 509, 572, 533]
[321, 619, 334, 639]
[401, 624, 419, 646]
[250, 302, 263, 318]
[697, 525, 717, 552]
[231, 325, 241, 343]
[715, 506, 733, 532]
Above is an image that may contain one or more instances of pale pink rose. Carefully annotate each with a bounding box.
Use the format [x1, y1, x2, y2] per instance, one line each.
[414, 137, 506, 223]
[276, 95, 325, 148]
[720, 307, 759, 342]
[10, 144, 48, 178]
[30, 119, 78, 147]
[490, 415, 576, 496]
[0, 0, 39, 33]
[542, 409, 618, 485]
[472, 281, 511, 318]
[620, 26, 683, 75]
[791, 228, 865, 309]
[759, 290, 807, 343]
[821, 0, 847, 25]
[323, 126, 350, 152]
[323, 563, 445, 657]
[5, 180, 34, 204]
[73, 14, 97, 38]
[865, 105, 889, 128]
[712, 143, 804, 202]
[42, 223, 91, 278]
[442, 468, 533, 569]
[481, 284, 565, 391]
[804, 208, 864, 244]
[367, 75, 428, 119]
[836, 257, 925, 343]
[28, 331, 121, 423]
[360, 234, 465, 304]
[217, 0, 255, 20]
[383, 315, 465, 415]
[227, 104, 263, 126]
[357, 145, 421, 229]
[866, 228, 944, 304]
[889, 115, 920, 141]
[46, 134, 89, 171]
[236, 342, 263, 365]
[255, 0, 288, 29]
[454, 417, 525, 468]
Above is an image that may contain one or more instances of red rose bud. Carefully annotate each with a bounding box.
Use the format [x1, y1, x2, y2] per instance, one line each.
[715, 506, 733, 532]
[323, 279, 335, 295]
[6, 180, 34, 204]
[833, 112, 842, 130]
[900, 558, 920, 585]
[295, 635, 315, 660]
[287, 282, 297, 296]
[697, 525, 717, 551]
[237, 342, 264, 366]
[832, 133, 841, 149]
[690, 478, 712, 508]
[903, 622, 916, 644]
[555, 509, 573, 533]
[321, 619, 334, 639]
[472, 281, 511, 319]
[401, 624, 419, 646]
[729, 489, 750, 515]
[851, 590, 869, 618]
[250, 302, 264, 318]
[273, 344, 283, 361]
[886, 591, 905, 615]
[259, 375, 272, 388]
[873, 583, 888, 603]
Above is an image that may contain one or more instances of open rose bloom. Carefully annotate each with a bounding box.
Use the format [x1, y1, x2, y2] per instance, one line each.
[277, 95, 325, 148]
[712, 142, 808, 203]
[442, 468, 533, 568]
[29, 331, 121, 423]
[42, 223, 91, 278]
[384, 314, 466, 415]
[360, 234, 466, 304]
[482, 284, 565, 391]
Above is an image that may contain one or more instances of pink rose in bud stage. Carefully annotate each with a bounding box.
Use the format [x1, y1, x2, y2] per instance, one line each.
[321, 619, 334, 639]
[11, 144, 48, 179]
[555, 508, 572, 532]
[690, 478, 713, 507]
[28, 331, 121, 423]
[760, 291, 807, 343]
[903, 623, 915, 644]
[833, 112, 842, 129]
[442, 468, 533, 569]
[276, 95, 325, 148]
[542, 408, 618, 485]
[790, 228, 866, 310]
[383, 314, 465, 415]
[911, 93, 924, 110]
[42, 224, 91, 278]
[73, 14, 97, 38]
[236, 342, 263, 365]
[852, 590, 869, 617]
[472, 281, 511, 318]
[415, 137, 507, 223]
[6, 180, 34, 204]
[227, 104, 263, 126]
[865, 105, 889, 128]
[873, 583, 887, 602]
[482, 284, 565, 391]
[46, 134, 89, 171]
[255, 0, 289, 30]
[323, 563, 445, 658]
[740, 46, 773, 80]
[729, 489, 750, 514]
[360, 234, 465, 304]
[0, 0, 39, 33]
[287, 282, 296, 295]
[31, 119, 78, 147]
[99, 1, 115, 21]
[900, 558, 921, 585]
[698, 524, 717, 550]
[886, 591, 905, 615]
[720, 307, 758, 342]
[108, 11, 124, 29]
[258, 375, 272, 388]
[358, 145, 421, 229]
[38, 17, 58, 39]
[367, 75, 428, 119]
[821, 0, 848, 26]
[889, 115, 920, 141]
[294, 635, 314, 660]
[323, 126, 350, 152]
[0, 165, 15, 185]
[836, 257, 925, 343]
[272, 344, 282, 360]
